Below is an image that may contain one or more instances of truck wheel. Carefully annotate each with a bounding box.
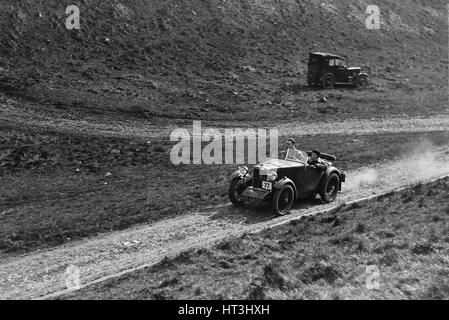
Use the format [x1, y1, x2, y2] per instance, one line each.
[322, 75, 335, 89]
[272, 185, 295, 215]
[229, 178, 246, 206]
[319, 173, 340, 203]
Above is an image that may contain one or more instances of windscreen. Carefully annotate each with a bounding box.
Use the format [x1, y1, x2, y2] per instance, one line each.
[285, 148, 309, 163]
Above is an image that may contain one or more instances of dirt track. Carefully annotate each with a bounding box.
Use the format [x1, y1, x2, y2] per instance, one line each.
[1, 100, 449, 140]
[0, 144, 448, 300]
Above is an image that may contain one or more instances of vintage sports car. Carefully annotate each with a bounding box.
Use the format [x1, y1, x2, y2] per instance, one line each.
[229, 151, 346, 215]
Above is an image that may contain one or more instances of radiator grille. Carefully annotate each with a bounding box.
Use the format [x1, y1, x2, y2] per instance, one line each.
[252, 168, 265, 189]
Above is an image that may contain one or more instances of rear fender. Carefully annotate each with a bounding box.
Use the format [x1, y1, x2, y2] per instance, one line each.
[319, 167, 343, 191]
[274, 178, 298, 199]
[320, 73, 335, 82]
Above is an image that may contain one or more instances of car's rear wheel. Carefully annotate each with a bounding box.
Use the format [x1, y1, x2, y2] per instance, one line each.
[322, 75, 335, 89]
[229, 178, 246, 206]
[272, 185, 295, 215]
[319, 173, 340, 203]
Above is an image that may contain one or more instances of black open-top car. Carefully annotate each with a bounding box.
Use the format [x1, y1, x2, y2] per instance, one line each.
[229, 151, 346, 215]
[307, 52, 369, 89]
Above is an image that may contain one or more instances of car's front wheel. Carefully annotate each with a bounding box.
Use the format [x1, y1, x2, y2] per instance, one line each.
[229, 178, 246, 206]
[319, 173, 340, 203]
[272, 184, 295, 215]
[355, 75, 368, 89]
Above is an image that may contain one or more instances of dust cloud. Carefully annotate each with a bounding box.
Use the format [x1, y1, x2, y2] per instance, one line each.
[346, 139, 449, 190]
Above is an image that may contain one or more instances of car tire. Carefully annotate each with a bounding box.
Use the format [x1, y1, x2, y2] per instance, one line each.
[229, 178, 246, 206]
[272, 184, 295, 216]
[319, 173, 340, 203]
[355, 76, 368, 89]
[322, 75, 335, 89]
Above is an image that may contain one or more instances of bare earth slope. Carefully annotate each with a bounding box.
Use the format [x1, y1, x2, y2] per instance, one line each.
[0, 0, 447, 121]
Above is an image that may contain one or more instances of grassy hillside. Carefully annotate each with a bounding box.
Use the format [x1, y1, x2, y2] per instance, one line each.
[62, 177, 449, 300]
[0, 0, 447, 121]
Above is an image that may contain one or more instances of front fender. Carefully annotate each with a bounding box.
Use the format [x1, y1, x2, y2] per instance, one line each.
[231, 170, 244, 180]
[274, 178, 298, 199]
[231, 171, 252, 184]
[355, 72, 369, 80]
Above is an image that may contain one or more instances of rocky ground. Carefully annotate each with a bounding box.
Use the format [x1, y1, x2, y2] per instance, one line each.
[0, 0, 447, 123]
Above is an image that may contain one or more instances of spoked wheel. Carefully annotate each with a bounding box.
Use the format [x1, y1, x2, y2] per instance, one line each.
[229, 178, 246, 206]
[322, 75, 335, 89]
[272, 185, 295, 215]
[320, 173, 340, 203]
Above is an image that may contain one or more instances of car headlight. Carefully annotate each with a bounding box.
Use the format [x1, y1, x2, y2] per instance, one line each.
[238, 166, 249, 175]
[267, 171, 278, 181]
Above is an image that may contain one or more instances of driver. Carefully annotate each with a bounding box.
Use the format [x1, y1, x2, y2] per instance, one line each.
[307, 149, 326, 171]
[282, 138, 308, 162]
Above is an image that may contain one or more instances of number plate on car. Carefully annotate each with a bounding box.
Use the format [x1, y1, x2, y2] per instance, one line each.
[262, 181, 272, 191]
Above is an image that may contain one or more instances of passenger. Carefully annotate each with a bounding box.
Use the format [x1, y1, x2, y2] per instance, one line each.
[307, 149, 327, 171]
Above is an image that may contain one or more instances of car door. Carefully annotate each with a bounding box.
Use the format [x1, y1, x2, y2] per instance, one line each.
[279, 165, 307, 199]
[293, 165, 309, 199]
[335, 59, 349, 82]
[302, 165, 325, 194]
[327, 58, 338, 78]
